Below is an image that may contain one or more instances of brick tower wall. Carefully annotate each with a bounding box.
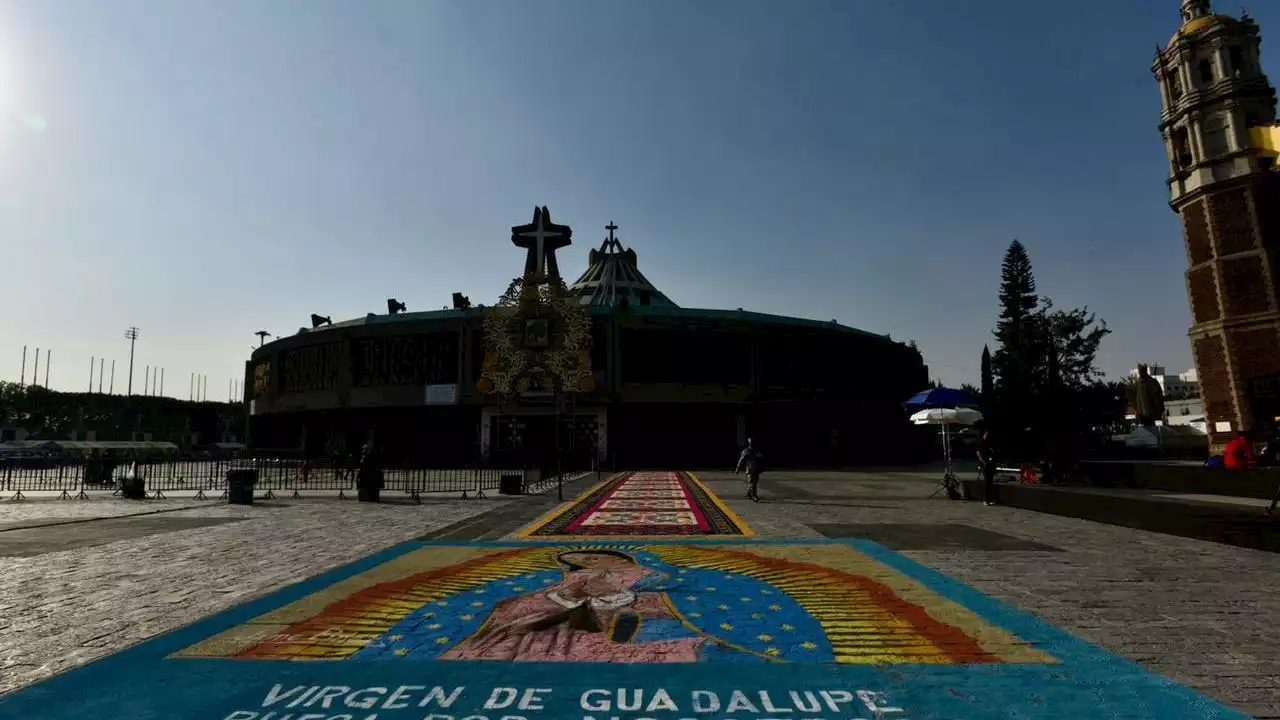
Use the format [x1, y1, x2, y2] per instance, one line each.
[1180, 174, 1280, 448]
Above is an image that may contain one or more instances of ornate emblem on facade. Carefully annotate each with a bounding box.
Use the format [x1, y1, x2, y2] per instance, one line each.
[476, 207, 594, 396]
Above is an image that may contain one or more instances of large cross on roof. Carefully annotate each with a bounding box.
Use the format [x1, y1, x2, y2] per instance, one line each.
[511, 206, 573, 281]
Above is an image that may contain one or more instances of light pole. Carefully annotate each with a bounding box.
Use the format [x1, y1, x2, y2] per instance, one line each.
[124, 326, 139, 396]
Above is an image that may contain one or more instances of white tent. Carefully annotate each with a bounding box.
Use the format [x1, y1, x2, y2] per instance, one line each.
[1124, 425, 1206, 449]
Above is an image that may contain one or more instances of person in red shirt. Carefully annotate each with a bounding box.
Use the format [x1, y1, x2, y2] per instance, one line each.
[1224, 431, 1257, 470]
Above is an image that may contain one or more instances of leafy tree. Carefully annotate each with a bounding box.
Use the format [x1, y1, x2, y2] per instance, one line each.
[960, 383, 982, 397]
[1034, 301, 1110, 392]
[988, 240, 1116, 452]
[0, 383, 242, 444]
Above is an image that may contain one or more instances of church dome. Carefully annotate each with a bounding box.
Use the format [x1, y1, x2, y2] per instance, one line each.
[1169, 14, 1239, 47]
[566, 223, 678, 309]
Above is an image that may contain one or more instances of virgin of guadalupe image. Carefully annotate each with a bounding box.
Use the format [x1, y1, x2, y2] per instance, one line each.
[354, 549, 833, 663]
[442, 550, 700, 662]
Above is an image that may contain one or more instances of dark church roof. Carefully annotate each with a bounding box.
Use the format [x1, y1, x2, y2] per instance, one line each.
[566, 223, 678, 309]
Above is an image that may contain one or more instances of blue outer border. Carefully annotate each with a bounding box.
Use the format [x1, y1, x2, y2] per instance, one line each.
[0, 539, 1251, 720]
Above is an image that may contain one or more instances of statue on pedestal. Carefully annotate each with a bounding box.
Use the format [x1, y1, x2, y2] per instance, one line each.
[1132, 364, 1166, 426]
[476, 207, 595, 397]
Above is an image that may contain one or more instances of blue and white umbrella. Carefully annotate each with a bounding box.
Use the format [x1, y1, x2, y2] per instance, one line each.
[908, 405, 983, 500]
[910, 407, 984, 427]
[905, 386, 981, 409]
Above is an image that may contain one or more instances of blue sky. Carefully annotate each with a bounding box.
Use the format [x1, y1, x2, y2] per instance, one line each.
[2, 0, 1272, 395]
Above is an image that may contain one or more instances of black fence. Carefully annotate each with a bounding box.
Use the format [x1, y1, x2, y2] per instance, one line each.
[0, 456, 599, 502]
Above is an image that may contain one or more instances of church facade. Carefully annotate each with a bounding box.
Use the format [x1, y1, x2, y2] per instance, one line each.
[1154, 0, 1280, 447]
[243, 210, 928, 469]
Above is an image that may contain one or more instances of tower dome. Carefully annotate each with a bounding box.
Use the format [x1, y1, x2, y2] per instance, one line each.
[566, 223, 677, 309]
[1169, 13, 1239, 47]
[1167, 0, 1242, 46]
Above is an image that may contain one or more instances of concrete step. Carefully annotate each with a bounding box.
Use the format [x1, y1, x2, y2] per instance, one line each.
[961, 478, 1280, 553]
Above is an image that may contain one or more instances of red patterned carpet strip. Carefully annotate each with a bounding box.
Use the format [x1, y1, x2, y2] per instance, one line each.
[529, 471, 745, 537]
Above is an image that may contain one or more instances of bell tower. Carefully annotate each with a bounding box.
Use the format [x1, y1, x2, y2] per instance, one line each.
[1179, 0, 1211, 23]
[1154, 1, 1280, 446]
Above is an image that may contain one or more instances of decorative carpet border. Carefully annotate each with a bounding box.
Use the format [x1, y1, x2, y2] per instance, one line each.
[0, 537, 1249, 720]
[513, 471, 753, 538]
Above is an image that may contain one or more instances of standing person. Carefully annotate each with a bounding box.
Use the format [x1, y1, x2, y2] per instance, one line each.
[1258, 427, 1280, 468]
[356, 432, 383, 502]
[976, 424, 997, 506]
[358, 437, 376, 477]
[735, 438, 763, 503]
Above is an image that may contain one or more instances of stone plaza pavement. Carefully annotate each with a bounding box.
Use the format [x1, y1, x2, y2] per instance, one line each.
[0, 468, 1277, 717]
[0, 494, 527, 693]
[697, 468, 1280, 719]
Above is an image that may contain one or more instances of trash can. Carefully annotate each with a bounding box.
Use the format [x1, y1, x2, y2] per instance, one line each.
[227, 469, 258, 505]
[120, 475, 146, 500]
[499, 473, 524, 495]
[357, 468, 383, 503]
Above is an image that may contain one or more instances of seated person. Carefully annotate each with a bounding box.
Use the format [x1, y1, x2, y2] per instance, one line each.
[1223, 431, 1257, 470]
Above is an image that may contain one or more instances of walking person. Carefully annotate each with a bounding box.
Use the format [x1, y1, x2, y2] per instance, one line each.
[735, 438, 763, 503]
[976, 424, 997, 506]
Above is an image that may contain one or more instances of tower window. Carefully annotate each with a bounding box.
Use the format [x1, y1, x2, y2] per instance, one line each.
[1173, 127, 1193, 169]
[1198, 58, 1214, 84]
[1202, 115, 1230, 158]
[1229, 46, 1245, 77]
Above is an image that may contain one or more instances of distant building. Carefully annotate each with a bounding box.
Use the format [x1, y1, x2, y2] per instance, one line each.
[1165, 397, 1207, 433]
[245, 214, 929, 468]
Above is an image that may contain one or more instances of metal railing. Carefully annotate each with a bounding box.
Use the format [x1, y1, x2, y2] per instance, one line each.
[0, 456, 580, 502]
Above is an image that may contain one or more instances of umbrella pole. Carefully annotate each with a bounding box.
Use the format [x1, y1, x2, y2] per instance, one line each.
[944, 422, 961, 499]
[943, 422, 952, 478]
[929, 421, 951, 499]
[928, 421, 956, 499]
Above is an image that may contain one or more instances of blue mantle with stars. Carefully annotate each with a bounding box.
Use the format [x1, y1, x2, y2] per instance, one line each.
[353, 548, 831, 663]
[0, 539, 1251, 720]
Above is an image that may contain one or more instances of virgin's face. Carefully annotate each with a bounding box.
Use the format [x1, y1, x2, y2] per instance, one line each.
[559, 553, 634, 571]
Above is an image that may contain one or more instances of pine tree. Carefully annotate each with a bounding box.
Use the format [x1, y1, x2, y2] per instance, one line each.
[995, 240, 1038, 352]
[992, 240, 1039, 405]
[985, 240, 1119, 446]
